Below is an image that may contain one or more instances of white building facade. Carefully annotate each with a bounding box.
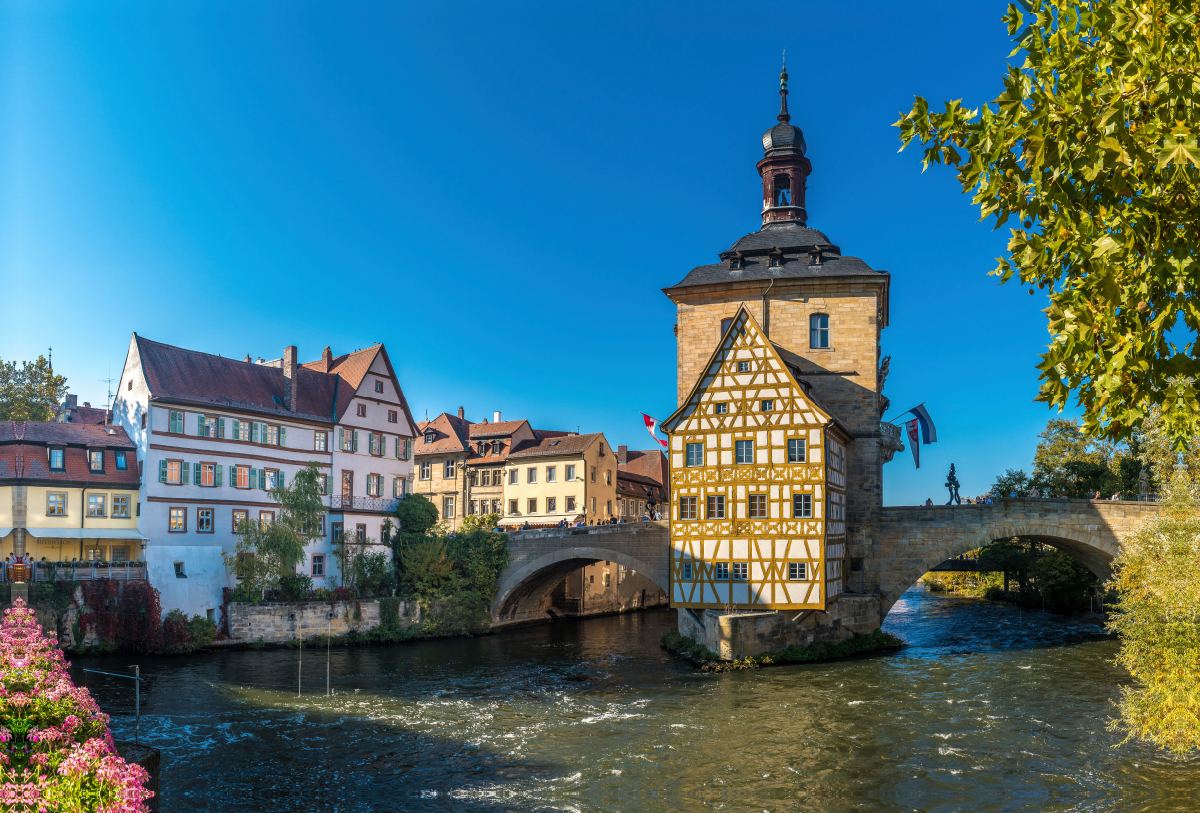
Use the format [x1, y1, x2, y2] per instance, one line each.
[112, 335, 416, 618]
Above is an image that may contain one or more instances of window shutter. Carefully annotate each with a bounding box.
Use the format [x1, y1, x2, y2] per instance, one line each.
[249, 467, 257, 488]
[278, 470, 285, 488]
[197, 416, 204, 437]
[338, 427, 344, 449]
[158, 460, 167, 483]
[394, 438, 399, 458]
[229, 465, 237, 486]
[232, 419, 240, 439]
[259, 469, 266, 490]
[218, 417, 225, 439]
[215, 465, 223, 487]
[251, 422, 259, 443]
[280, 427, 287, 447]
[181, 461, 190, 483]
[194, 463, 202, 485]
[352, 430, 359, 452]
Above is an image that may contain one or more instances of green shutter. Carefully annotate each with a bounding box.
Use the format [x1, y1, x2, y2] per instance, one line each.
[338, 427, 344, 450]
[194, 463, 201, 485]
[229, 465, 237, 486]
[197, 416, 204, 436]
[259, 469, 266, 489]
[278, 470, 285, 488]
[352, 430, 359, 452]
[232, 419, 240, 440]
[218, 417, 225, 439]
[394, 438, 399, 458]
[181, 461, 190, 483]
[249, 467, 257, 487]
[251, 422, 259, 443]
[215, 465, 223, 487]
[158, 460, 167, 482]
[280, 427, 287, 447]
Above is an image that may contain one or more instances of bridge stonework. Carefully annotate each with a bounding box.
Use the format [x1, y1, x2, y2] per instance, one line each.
[493, 523, 670, 627]
[859, 498, 1162, 618]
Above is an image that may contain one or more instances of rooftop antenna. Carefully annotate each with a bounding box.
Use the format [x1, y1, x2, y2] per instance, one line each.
[100, 366, 117, 411]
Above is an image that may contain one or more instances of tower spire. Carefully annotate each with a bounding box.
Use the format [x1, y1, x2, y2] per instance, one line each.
[778, 51, 790, 123]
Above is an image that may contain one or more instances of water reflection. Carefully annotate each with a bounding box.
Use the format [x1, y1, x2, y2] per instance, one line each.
[71, 588, 1200, 812]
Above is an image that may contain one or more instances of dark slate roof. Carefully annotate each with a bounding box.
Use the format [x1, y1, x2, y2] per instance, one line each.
[762, 122, 805, 156]
[728, 224, 834, 253]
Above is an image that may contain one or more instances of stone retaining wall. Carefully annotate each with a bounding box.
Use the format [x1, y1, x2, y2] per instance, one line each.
[226, 599, 420, 644]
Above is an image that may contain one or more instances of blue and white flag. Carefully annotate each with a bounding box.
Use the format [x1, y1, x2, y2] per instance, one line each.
[903, 404, 937, 445]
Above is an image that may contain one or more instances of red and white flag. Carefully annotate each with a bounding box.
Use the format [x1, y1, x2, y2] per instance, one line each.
[905, 418, 920, 469]
[642, 413, 668, 449]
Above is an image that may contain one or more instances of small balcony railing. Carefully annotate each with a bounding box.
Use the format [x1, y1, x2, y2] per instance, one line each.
[1, 562, 148, 583]
[329, 495, 400, 513]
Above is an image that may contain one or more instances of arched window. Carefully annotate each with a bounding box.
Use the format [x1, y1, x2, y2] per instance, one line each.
[773, 173, 792, 206]
[810, 314, 830, 349]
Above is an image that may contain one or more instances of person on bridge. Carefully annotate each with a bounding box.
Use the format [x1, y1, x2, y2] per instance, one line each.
[924, 498, 933, 506]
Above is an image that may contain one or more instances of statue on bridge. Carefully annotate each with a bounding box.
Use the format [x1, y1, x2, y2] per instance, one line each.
[945, 464, 961, 505]
[1138, 466, 1151, 501]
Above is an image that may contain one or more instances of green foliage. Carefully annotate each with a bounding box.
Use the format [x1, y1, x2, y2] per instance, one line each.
[974, 537, 1097, 611]
[223, 462, 325, 600]
[347, 550, 395, 597]
[444, 530, 510, 598]
[400, 538, 455, 596]
[278, 573, 313, 601]
[661, 629, 905, 671]
[419, 592, 492, 637]
[0, 355, 68, 421]
[459, 513, 500, 534]
[159, 610, 217, 654]
[394, 494, 439, 534]
[1107, 467, 1200, 757]
[992, 468, 1032, 498]
[896, 0, 1200, 446]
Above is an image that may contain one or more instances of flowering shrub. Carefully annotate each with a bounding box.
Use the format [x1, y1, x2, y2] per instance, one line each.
[0, 599, 153, 811]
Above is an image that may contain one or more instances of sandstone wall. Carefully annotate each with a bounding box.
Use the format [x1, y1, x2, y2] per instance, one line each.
[225, 599, 419, 644]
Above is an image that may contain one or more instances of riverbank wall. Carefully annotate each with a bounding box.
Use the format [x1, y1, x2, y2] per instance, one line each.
[677, 593, 881, 659]
[222, 598, 421, 645]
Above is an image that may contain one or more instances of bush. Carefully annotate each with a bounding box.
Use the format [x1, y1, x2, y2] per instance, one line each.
[160, 610, 217, 654]
[348, 551, 395, 597]
[400, 538, 455, 596]
[278, 572, 313, 601]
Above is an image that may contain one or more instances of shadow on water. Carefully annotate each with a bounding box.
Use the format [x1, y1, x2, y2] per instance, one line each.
[70, 596, 1200, 813]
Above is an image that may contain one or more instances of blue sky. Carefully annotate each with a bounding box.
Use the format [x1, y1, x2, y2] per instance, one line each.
[1, 1, 1069, 505]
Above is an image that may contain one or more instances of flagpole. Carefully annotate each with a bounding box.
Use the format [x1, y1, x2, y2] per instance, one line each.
[881, 401, 925, 425]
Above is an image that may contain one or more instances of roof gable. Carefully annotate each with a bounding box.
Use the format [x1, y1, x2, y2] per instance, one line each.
[662, 306, 832, 433]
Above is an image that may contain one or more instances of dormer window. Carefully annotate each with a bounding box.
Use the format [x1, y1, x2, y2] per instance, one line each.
[728, 253, 744, 270]
[88, 450, 104, 473]
[808, 247, 823, 266]
[424, 431, 435, 444]
[491, 440, 501, 455]
[48, 448, 65, 471]
[769, 251, 783, 268]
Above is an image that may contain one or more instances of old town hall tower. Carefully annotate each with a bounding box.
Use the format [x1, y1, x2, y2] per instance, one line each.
[661, 65, 903, 616]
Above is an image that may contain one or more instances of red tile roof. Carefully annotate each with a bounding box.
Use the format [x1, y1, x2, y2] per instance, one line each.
[0, 423, 140, 486]
[414, 413, 473, 455]
[507, 432, 603, 460]
[618, 449, 669, 502]
[468, 420, 529, 439]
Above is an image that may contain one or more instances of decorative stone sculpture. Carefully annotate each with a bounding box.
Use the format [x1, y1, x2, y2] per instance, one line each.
[1138, 466, 1151, 500]
[945, 463, 961, 505]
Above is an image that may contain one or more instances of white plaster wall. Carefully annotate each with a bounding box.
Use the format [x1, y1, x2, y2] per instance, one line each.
[147, 545, 226, 618]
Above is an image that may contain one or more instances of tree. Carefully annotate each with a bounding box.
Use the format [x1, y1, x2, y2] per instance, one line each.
[991, 468, 1031, 499]
[223, 463, 325, 601]
[896, 0, 1200, 447]
[459, 512, 500, 534]
[0, 356, 68, 421]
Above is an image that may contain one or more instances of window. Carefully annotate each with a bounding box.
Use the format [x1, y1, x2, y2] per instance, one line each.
[566, 464, 576, 481]
[367, 473, 383, 497]
[606, 500, 612, 515]
[111, 547, 128, 563]
[769, 255, 781, 268]
[480, 469, 491, 486]
[399, 438, 412, 459]
[721, 317, 734, 336]
[166, 460, 182, 484]
[315, 432, 328, 452]
[112, 495, 130, 518]
[590, 467, 596, 483]
[342, 471, 353, 499]
[527, 467, 537, 484]
[606, 471, 612, 485]
[810, 314, 830, 348]
[443, 496, 455, 518]
[681, 561, 693, 580]
[356, 523, 367, 542]
[706, 495, 725, 519]
[424, 430, 435, 444]
[732, 562, 748, 580]
[368, 433, 381, 456]
[591, 497, 596, 513]
[761, 400, 774, 411]
[169, 410, 184, 433]
[566, 496, 576, 512]
[198, 462, 215, 486]
[47, 493, 66, 516]
[198, 415, 216, 438]
[115, 452, 128, 470]
[393, 477, 406, 498]
[749, 494, 767, 519]
[264, 469, 280, 490]
[788, 438, 807, 464]
[492, 499, 501, 514]
[328, 521, 343, 543]
[604, 572, 611, 587]
[686, 443, 703, 467]
[679, 496, 698, 519]
[773, 173, 792, 205]
[174, 562, 186, 578]
[197, 508, 214, 533]
[509, 469, 518, 485]
[737, 361, 750, 373]
[141, 413, 146, 429]
[735, 440, 754, 464]
[469, 499, 478, 516]
[546, 466, 557, 483]
[509, 499, 519, 515]
[443, 460, 456, 479]
[87, 494, 106, 518]
[527, 498, 537, 514]
[788, 562, 808, 581]
[87, 450, 104, 472]
[714, 562, 730, 580]
[340, 428, 356, 451]
[168, 507, 186, 532]
[232, 509, 249, 532]
[388, 410, 397, 423]
[375, 380, 384, 393]
[234, 420, 250, 441]
[233, 465, 250, 489]
[85, 546, 106, 562]
[312, 554, 325, 577]
[547, 497, 557, 513]
[318, 473, 329, 495]
[48, 449, 64, 470]
[259, 510, 275, 526]
[263, 425, 280, 446]
[420, 462, 431, 480]
[357, 404, 367, 417]
[794, 493, 813, 518]
[714, 403, 728, 415]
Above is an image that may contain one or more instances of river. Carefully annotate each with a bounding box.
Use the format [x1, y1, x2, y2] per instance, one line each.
[71, 587, 1200, 812]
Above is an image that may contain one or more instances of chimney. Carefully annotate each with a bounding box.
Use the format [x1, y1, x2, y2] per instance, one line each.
[493, 411, 501, 422]
[321, 346, 333, 372]
[618, 445, 628, 465]
[82, 402, 91, 409]
[244, 354, 252, 363]
[67, 394, 78, 410]
[282, 346, 299, 411]
[457, 406, 465, 420]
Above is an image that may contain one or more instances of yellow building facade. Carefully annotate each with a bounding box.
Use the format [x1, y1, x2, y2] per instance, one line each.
[663, 308, 847, 610]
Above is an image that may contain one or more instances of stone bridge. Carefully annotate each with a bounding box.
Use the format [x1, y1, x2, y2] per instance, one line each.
[491, 499, 1163, 630]
[861, 498, 1162, 617]
[492, 523, 670, 627]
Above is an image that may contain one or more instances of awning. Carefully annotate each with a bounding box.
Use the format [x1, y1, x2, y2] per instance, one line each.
[0, 528, 11, 538]
[24, 529, 148, 541]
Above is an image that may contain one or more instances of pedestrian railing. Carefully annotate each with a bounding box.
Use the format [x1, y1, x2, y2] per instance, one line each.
[0, 562, 148, 583]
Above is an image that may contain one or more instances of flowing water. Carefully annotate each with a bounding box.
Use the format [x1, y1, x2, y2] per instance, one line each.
[73, 587, 1200, 812]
